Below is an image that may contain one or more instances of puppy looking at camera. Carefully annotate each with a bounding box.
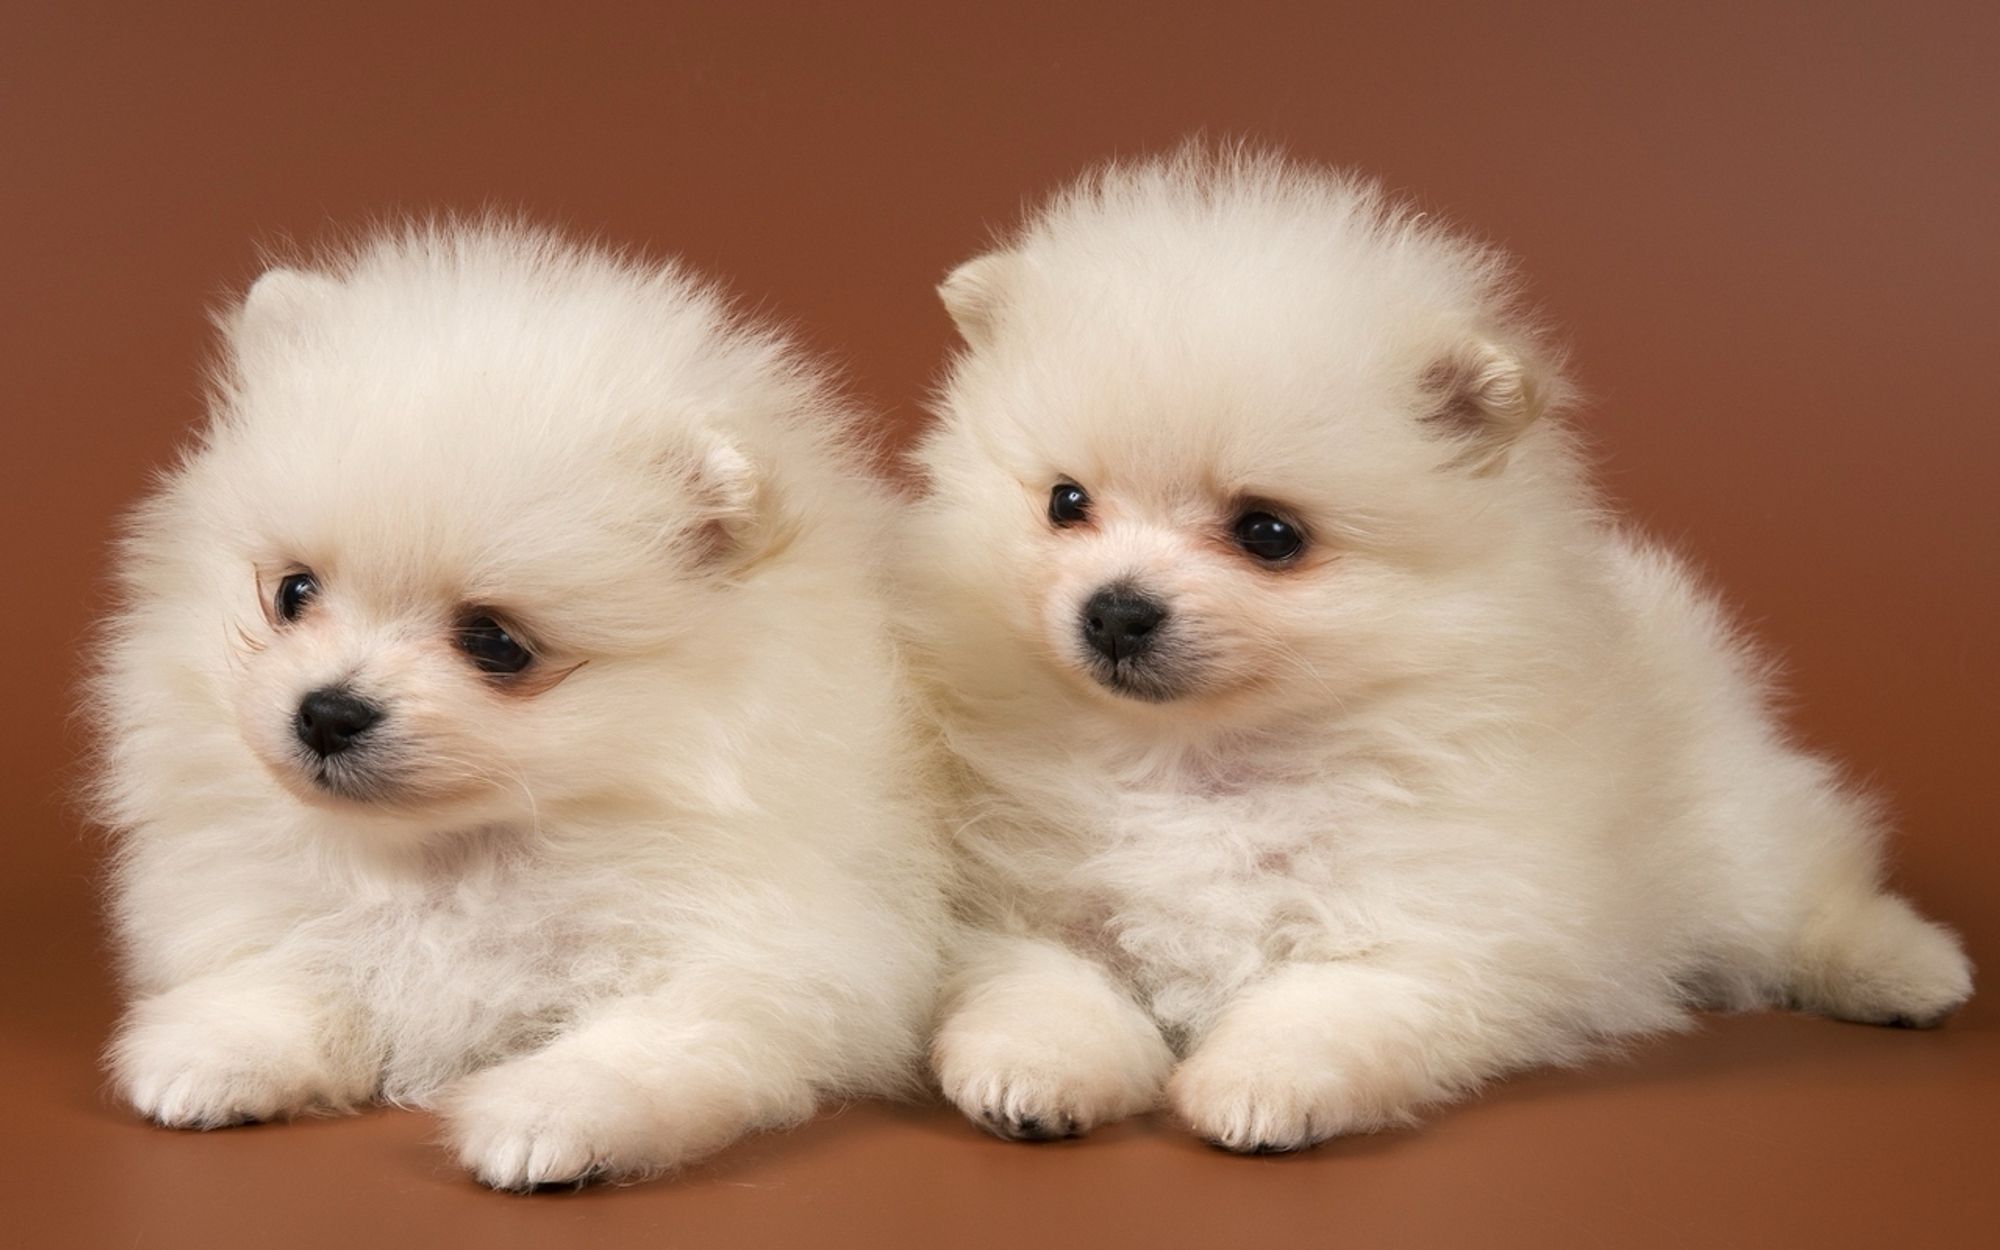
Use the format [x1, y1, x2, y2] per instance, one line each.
[907, 149, 1971, 1152]
[90, 223, 946, 1187]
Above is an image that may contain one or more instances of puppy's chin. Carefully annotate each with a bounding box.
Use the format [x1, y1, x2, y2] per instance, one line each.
[249, 738, 495, 823]
[258, 748, 415, 811]
[1060, 640, 1309, 729]
[1077, 656, 1195, 705]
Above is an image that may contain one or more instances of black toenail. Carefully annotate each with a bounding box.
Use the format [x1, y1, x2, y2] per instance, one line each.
[1013, 1115, 1052, 1139]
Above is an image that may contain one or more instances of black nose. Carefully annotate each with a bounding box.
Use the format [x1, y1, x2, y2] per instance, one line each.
[1081, 586, 1167, 662]
[295, 687, 382, 758]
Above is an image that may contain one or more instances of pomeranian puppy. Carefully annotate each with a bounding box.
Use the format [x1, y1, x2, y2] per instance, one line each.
[89, 223, 946, 1187]
[906, 149, 1972, 1152]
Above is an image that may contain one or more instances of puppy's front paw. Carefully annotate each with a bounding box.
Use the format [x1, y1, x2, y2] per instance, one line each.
[1793, 893, 1974, 1029]
[934, 1000, 1172, 1142]
[445, 1049, 751, 1190]
[1170, 1005, 1436, 1154]
[111, 990, 363, 1129]
[445, 1057, 635, 1189]
[1168, 1033, 1359, 1154]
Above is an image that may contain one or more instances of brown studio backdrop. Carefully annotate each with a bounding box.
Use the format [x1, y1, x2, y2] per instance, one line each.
[2, 3, 1996, 1247]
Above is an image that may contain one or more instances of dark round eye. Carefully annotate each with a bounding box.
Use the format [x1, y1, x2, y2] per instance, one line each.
[1049, 482, 1091, 527]
[1233, 511, 1305, 562]
[275, 571, 319, 622]
[457, 615, 533, 676]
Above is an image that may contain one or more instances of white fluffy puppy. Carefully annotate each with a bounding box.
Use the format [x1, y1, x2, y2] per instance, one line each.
[908, 150, 1972, 1152]
[91, 223, 945, 1187]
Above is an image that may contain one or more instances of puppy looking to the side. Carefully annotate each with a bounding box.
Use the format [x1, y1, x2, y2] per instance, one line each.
[90, 224, 945, 1187]
[907, 150, 1972, 1152]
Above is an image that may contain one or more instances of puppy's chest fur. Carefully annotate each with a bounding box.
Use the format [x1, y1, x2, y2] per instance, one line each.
[310, 850, 652, 1100]
[982, 760, 1387, 1033]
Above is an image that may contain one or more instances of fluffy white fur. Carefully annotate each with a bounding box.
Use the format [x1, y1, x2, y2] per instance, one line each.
[90, 223, 947, 1187]
[906, 148, 1973, 1152]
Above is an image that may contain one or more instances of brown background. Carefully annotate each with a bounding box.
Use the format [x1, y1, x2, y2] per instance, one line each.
[4, 2, 1996, 1246]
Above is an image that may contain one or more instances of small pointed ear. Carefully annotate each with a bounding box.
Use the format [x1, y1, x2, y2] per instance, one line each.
[673, 432, 760, 562]
[938, 252, 1018, 346]
[234, 267, 338, 344]
[1418, 340, 1550, 466]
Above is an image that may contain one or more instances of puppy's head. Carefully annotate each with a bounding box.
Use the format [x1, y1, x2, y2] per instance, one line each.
[912, 149, 1576, 727]
[134, 225, 804, 829]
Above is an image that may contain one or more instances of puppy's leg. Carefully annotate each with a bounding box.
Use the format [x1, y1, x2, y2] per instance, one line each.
[110, 963, 374, 1128]
[1787, 887, 1972, 1028]
[934, 934, 1172, 1141]
[1747, 776, 1973, 1027]
[1170, 960, 1515, 1153]
[442, 980, 824, 1189]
